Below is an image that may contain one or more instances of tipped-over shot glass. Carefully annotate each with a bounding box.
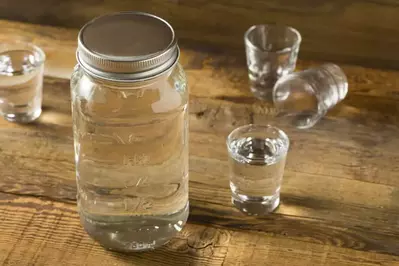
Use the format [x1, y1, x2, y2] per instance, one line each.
[273, 63, 348, 129]
[0, 41, 45, 123]
[245, 24, 301, 101]
[227, 124, 289, 215]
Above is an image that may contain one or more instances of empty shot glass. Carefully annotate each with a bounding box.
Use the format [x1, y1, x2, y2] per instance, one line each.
[227, 124, 289, 215]
[245, 24, 301, 101]
[0, 41, 45, 122]
[273, 63, 348, 129]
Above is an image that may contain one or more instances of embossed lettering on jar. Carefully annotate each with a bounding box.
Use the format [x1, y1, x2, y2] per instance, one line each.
[70, 12, 189, 252]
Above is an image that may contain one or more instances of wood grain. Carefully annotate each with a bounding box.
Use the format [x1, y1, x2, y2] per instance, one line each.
[0, 20, 399, 265]
[2, 0, 399, 68]
[1, 192, 399, 266]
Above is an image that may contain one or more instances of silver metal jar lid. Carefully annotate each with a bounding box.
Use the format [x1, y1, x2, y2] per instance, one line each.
[77, 11, 179, 81]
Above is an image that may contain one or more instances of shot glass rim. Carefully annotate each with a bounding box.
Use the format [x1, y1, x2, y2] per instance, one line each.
[0, 40, 46, 67]
[226, 124, 290, 154]
[244, 24, 302, 53]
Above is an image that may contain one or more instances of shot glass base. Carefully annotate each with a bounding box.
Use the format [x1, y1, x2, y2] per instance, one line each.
[3, 108, 42, 123]
[250, 86, 273, 102]
[231, 192, 280, 216]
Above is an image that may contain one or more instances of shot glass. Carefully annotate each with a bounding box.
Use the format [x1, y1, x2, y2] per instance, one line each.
[226, 124, 289, 215]
[0, 41, 45, 123]
[273, 63, 348, 129]
[245, 24, 301, 101]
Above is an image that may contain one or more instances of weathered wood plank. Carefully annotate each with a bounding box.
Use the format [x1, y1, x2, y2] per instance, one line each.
[2, 74, 398, 191]
[189, 97, 399, 187]
[2, 19, 399, 95]
[1, 192, 398, 266]
[1, 16, 396, 190]
[1, 19, 399, 265]
[2, 0, 399, 68]
[0, 76, 398, 257]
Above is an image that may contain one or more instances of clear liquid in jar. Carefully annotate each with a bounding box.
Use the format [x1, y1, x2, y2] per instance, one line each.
[71, 72, 188, 251]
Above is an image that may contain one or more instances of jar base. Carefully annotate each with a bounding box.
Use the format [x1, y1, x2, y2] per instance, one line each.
[80, 203, 189, 252]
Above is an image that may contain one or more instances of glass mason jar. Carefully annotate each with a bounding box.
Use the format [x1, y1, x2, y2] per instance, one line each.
[70, 12, 189, 252]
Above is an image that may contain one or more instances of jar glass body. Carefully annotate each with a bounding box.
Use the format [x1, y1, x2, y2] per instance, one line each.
[70, 63, 188, 252]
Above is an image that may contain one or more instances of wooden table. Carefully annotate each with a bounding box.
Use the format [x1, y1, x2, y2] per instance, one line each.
[1, 20, 399, 266]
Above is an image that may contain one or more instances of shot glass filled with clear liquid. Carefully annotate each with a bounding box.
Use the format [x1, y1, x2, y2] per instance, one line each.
[227, 124, 289, 215]
[0, 41, 45, 122]
[244, 25, 301, 101]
